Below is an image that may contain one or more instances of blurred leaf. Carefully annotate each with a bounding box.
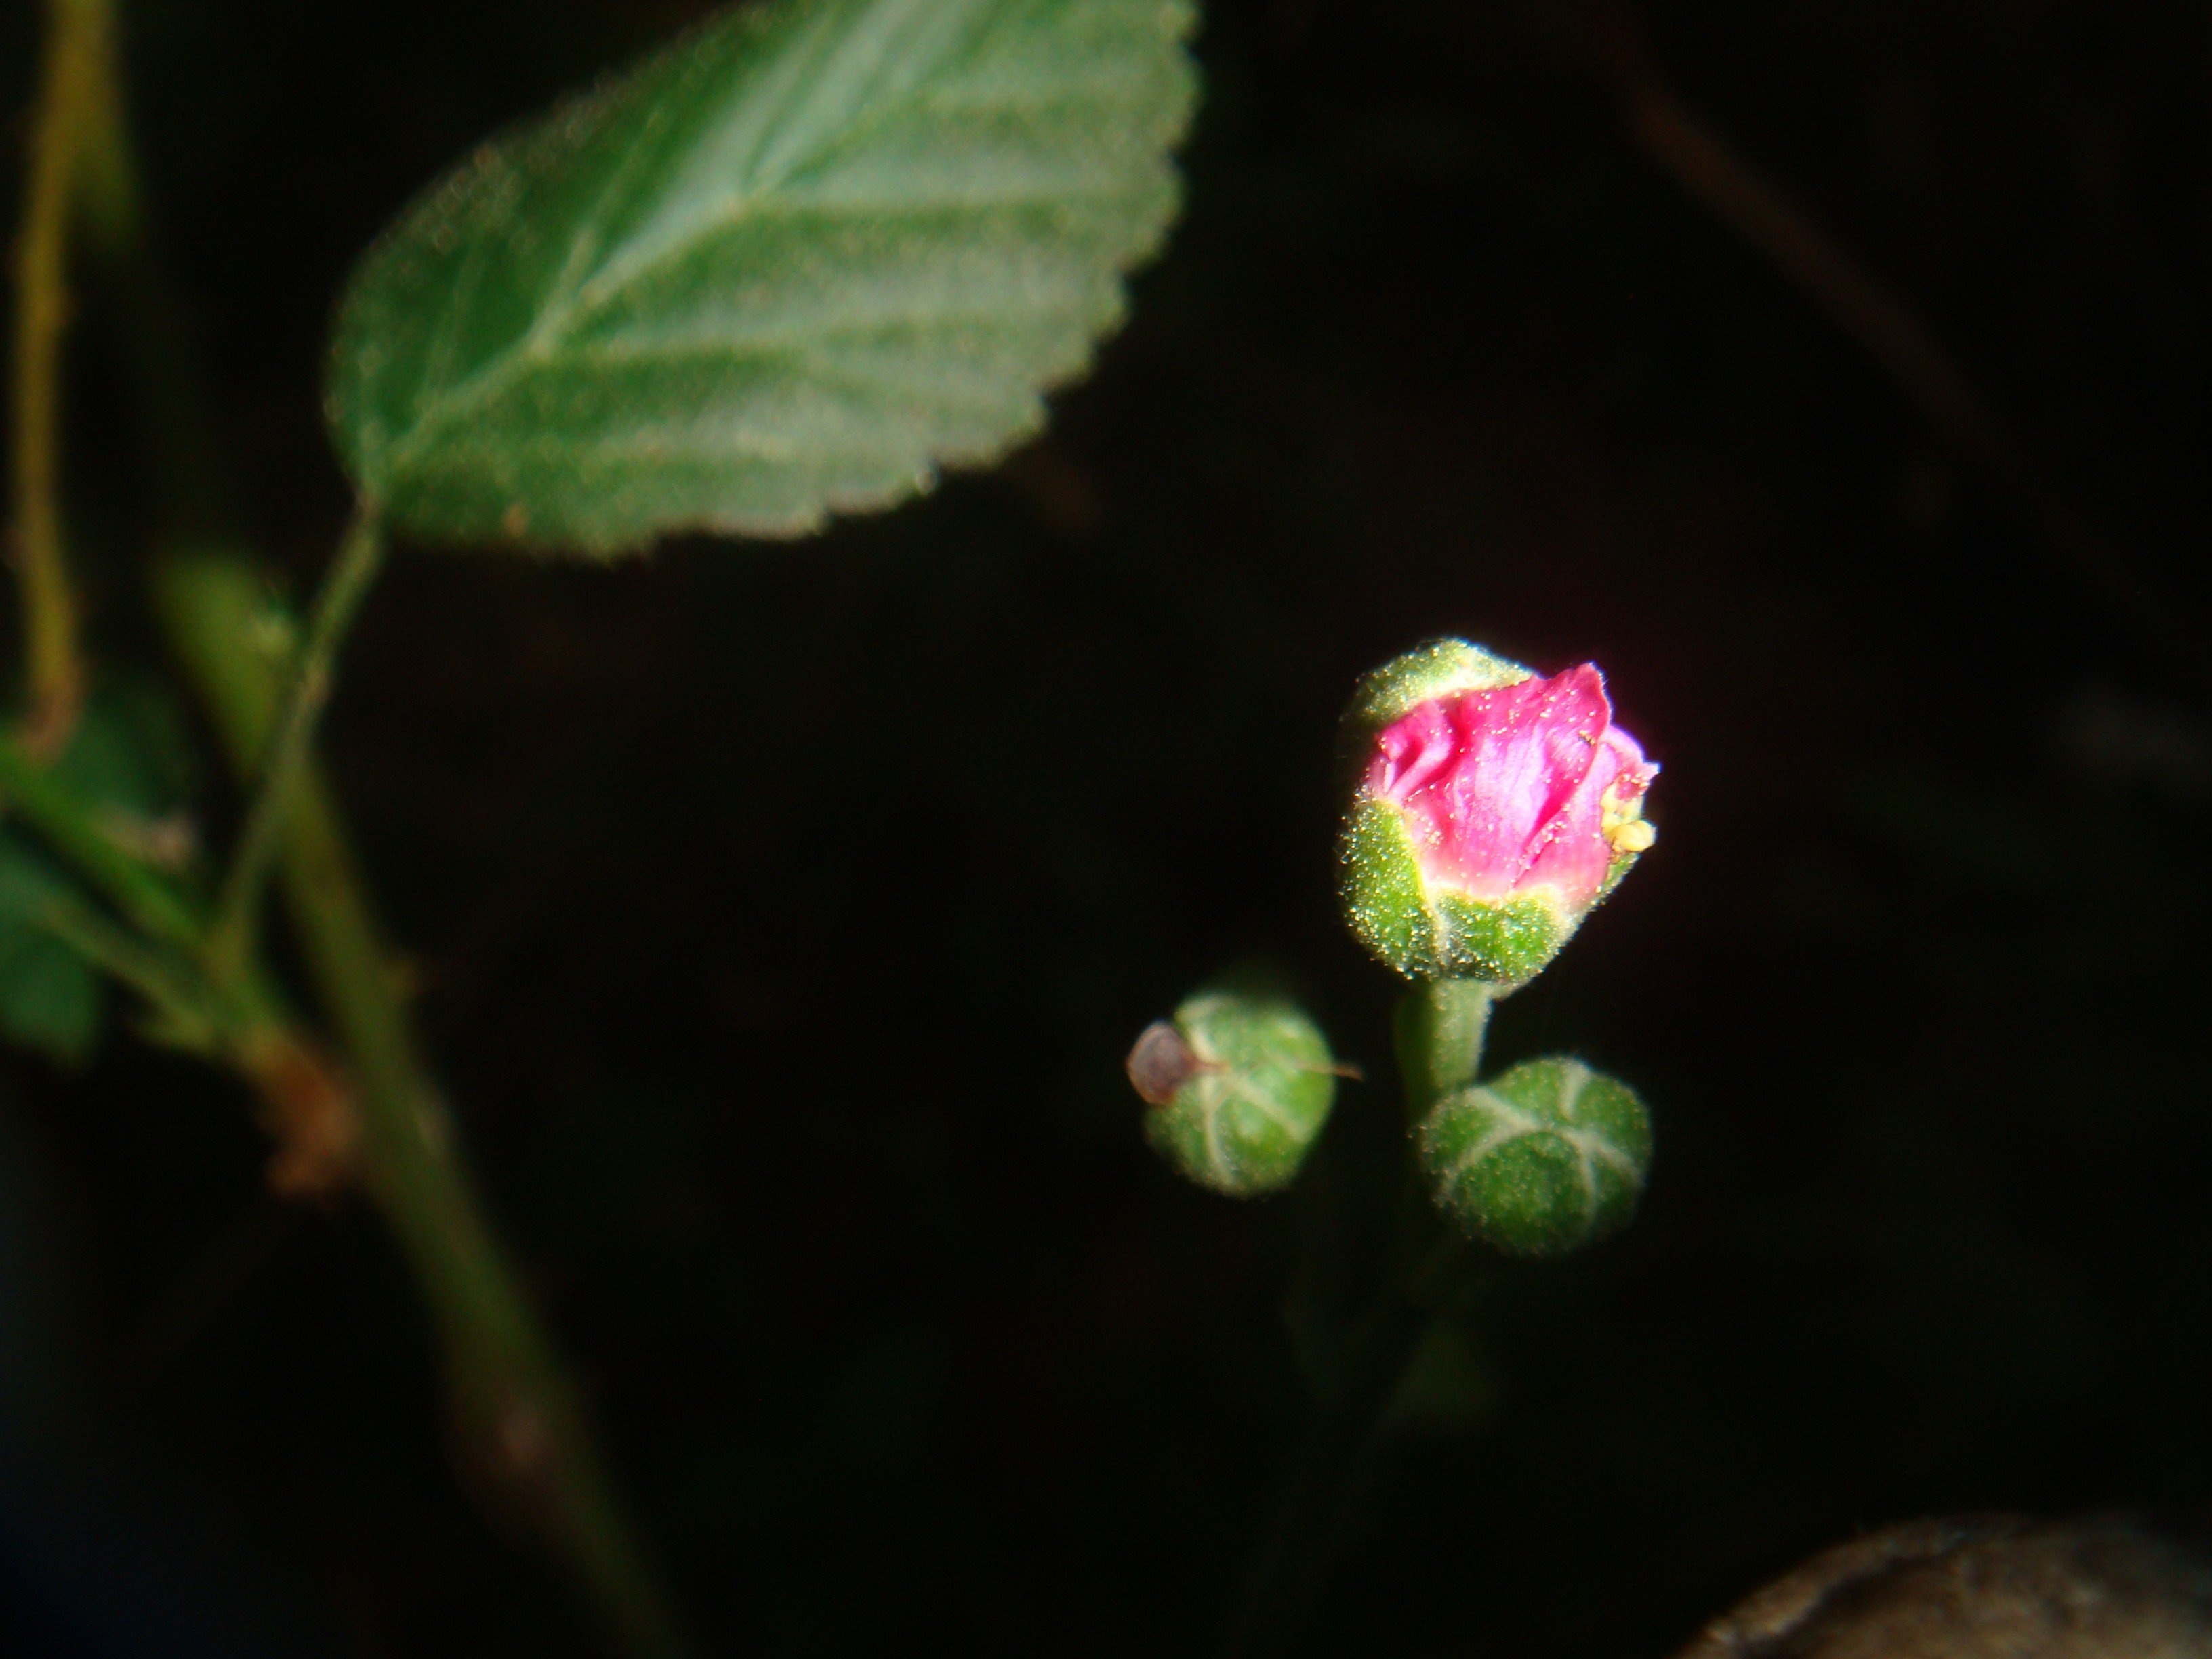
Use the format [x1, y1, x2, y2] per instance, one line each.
[327, 0, 1200, 554]
[54, 677, 200, 833]
[0, 842, 104, 1067]
[0, 682, 202, 1066]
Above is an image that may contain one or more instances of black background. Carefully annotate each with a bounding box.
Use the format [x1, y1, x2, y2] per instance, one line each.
[3, 0, 2211, 1654]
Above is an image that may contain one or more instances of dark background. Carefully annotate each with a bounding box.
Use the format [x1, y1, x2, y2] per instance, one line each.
[3, 0, 2211, 1653]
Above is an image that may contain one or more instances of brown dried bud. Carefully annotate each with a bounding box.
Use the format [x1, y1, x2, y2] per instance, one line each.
[1125, 1019, 1202, 1106]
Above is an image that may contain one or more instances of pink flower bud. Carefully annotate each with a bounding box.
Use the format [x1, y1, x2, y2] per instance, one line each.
[1339, 645, 1657, 984]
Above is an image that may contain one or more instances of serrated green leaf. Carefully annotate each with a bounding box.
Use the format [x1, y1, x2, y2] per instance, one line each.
[327, 0, 1199, 554]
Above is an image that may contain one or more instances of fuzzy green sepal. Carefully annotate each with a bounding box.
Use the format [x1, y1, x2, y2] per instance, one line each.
[1144, 979, 1338, 1197]
[1342, 640, 1533, 741]
[1595, 845, 1643, 901]
[1338, 797, 1571, 983]
[1419, 1057, 1652, 1256]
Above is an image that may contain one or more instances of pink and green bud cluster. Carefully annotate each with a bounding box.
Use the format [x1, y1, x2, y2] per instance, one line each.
[1338, 641, 1658, 985]
[1419, 1057, 1652, 1256]
[1127, 977, 1342, 1197]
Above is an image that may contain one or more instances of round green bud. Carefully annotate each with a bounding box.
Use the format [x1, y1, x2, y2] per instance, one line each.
[1418, 1057, 1651, 1256]
[1128, 983, 1342, 1197]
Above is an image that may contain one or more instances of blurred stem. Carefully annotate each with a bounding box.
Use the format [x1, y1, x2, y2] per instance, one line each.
[0, 719, 361, 1192]
[152, 549, 693, 1659]
[1226, 1168, 1467, 1658]
[72, 11, 230, 539]
[31, 883, 218, 1046]
[205, 507, 386, 987]
[1586, 6, 2211, 703]
[1225, 980, 1496, 1658]
[0, 724, 204, 950]
[11, 0, 112, 747]
[66, 18, 689, 1648]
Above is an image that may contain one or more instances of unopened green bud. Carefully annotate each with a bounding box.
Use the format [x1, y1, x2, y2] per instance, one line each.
[1418, 1057, 1651, 1256]
[1128, 980, 1343, 1197]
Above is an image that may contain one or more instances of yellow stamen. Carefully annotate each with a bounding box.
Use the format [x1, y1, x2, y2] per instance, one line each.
[1606, 818, 1656, 855]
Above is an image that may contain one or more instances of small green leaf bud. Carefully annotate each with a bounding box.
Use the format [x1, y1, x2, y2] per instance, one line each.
[1128, 981, 1343, 1197]
[1418, 1057, 1651, 1256]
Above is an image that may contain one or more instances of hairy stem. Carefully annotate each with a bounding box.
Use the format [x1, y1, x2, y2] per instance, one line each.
[11, 0, 112, 745]
[1393, 979, 1498, 1114]
[153, 548, 693, 1659]
[206, 508, 386, 985]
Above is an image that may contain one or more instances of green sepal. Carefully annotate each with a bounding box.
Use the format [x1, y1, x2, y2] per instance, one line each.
[1338, 796, 1570, 984]
[1595, 844, 1644, 902]
[1341, 639, 1532, 743]
[1418, 1057, 1652, 1257]
[1138, 977, 1340, 1197]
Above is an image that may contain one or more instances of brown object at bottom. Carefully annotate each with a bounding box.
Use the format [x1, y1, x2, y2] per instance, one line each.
[1677, 1515, 2212, 1658]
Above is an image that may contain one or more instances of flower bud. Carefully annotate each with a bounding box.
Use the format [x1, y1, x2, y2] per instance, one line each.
[1338, 642, 1658, 985]
[1418, 1057, 1651, 1256]
[1128, 979, 1342, 1197]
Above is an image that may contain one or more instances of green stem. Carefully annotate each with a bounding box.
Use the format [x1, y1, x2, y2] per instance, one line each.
[79, 22, 686, 1645]
[72, 24, 230, 541]
[1225, 1173, 1467, 1658]
[206, 507, 386, 985]
[1225, 979, 1502, 1658]
[0, 726, 204, 949]
[1392, 978, 1499, 1115]
[153, 548, 693, 1659]
[31, 883, 220, 1050]
[12, 0, 112, 743]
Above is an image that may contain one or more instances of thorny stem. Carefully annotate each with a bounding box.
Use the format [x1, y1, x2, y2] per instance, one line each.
[11, 0, 112, 746]
[206, 507, 387, 986]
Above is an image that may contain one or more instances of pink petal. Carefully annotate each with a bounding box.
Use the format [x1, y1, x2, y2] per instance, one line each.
[1368, 663, 1652, 907]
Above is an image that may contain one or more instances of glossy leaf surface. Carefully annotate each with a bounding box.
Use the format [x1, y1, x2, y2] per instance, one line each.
[328, 0, 1198, 553]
